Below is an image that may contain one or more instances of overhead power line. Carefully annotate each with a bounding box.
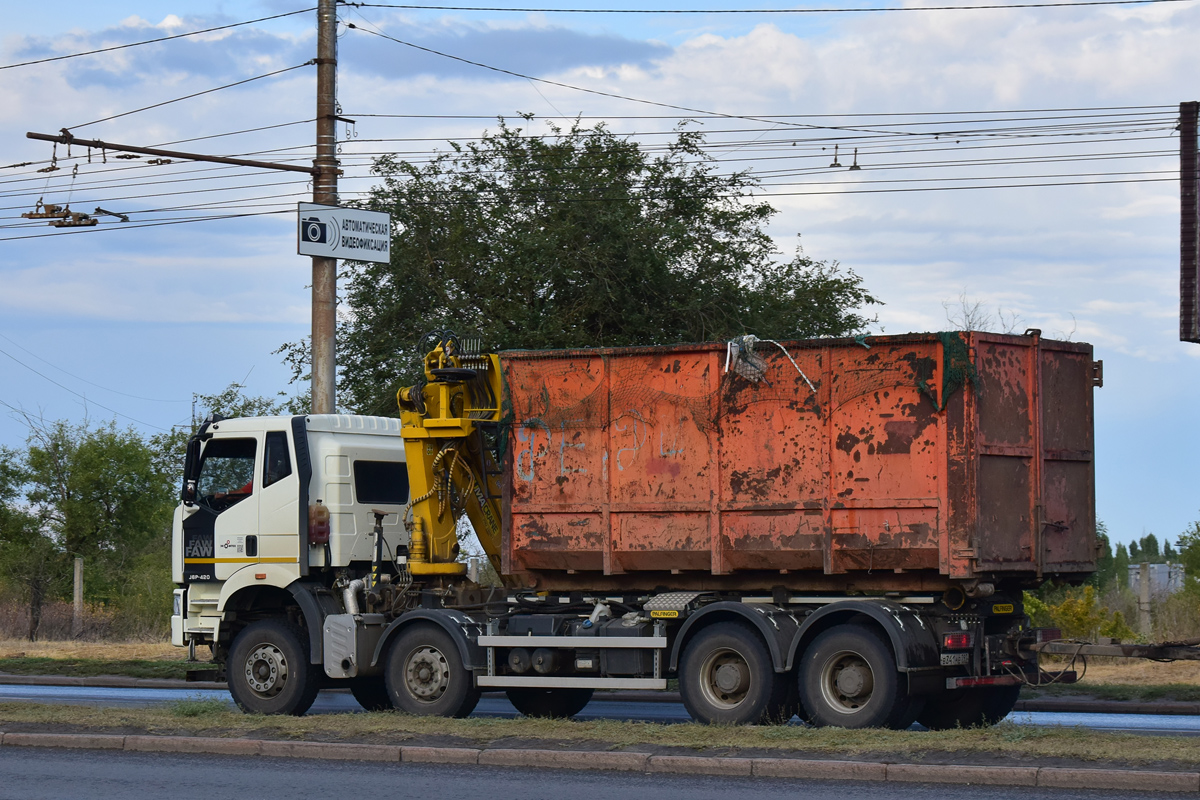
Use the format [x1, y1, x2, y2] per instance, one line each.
[0, 8, 316, 72]
[68, 62, 315, 130]
[0, 331, 183, 403]
[348, 0, 1194, 11]
[0, 344, 169, 430]
[0, 208, 294, 243]
[346, 22, 914, 136]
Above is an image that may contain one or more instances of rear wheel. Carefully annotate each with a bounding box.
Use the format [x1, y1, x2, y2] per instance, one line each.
[349, 677, 392, 712]
[385, 624, 480, 718]
[227, 619, 321, 716]
[680, 622, 777, 725]
[799, 623, 920, 730]
[918, 685, 1021, 730]
[505, 687, 594, 718]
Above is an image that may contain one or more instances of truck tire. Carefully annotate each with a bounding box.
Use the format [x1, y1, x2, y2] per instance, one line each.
[227, 619, 321, 716]
[385, 623, 481, 718]
[679, 622, 777, 725]
[505, 687, 594, 718]
[349, 677, 392, 712]
[799, 623, 920, 730]
[918, 685, 1021, 730]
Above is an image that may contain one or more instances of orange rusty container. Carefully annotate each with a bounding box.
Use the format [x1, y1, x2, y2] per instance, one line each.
[499, 331, 1099, 593]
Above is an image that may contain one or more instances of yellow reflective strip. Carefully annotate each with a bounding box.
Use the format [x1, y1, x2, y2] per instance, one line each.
[183, 558, 295, 564]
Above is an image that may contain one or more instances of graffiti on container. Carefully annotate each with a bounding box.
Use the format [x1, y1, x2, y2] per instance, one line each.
[517, 419, 590, 481]
[515, 419, 550, 482]
[659, 425, 685, 457]
[559, 420, 586, 475]
[614, 410, 651, 471]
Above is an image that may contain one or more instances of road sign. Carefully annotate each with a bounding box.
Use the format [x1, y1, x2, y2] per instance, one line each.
[297, 202, 391, 264]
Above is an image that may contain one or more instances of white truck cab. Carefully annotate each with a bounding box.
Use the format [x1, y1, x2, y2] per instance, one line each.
[171, 414, 410, 658]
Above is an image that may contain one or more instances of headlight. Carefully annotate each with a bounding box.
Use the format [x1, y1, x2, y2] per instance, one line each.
[173, 590, 183, 617]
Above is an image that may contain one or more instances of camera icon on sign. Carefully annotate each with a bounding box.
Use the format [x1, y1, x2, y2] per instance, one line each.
[301, 216, 328, 244]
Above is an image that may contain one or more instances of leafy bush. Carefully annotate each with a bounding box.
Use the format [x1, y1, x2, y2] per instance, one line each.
[1022, 586, 1136, 641]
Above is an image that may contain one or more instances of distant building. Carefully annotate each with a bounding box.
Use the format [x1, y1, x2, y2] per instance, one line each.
[1127, 562, 1186, 599]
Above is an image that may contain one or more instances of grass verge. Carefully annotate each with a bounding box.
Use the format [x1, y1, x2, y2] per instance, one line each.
[0, 701, 1197, 770]
[0, 658, 194, 680]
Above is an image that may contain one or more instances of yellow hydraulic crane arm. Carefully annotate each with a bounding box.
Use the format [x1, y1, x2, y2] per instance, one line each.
[396, 334, 504, 578]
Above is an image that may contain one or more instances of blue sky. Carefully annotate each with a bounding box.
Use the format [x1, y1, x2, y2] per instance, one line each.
[1, 1, 1198, 548]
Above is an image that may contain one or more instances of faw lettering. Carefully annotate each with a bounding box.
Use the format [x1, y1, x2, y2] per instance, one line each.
[186, 538, 214, 558]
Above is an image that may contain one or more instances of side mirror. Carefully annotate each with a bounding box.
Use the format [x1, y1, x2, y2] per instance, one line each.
[181, 436, 202, 505]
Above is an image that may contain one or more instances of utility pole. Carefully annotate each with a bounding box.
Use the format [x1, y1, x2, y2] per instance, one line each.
[1180, 101, 1198, 342]
[1138, 561, 1152, 634]
[30, 4, 343, 411]
[312, 0, 339, 414]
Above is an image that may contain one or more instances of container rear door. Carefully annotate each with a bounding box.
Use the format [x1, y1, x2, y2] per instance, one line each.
[972, 334, 1096, 576]
[1039, 341, 1097, 574]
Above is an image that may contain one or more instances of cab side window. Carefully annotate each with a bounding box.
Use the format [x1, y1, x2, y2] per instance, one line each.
[353, 460, 409, 504]
[262, 432, 293, 489]
[196, 438, 256, 512]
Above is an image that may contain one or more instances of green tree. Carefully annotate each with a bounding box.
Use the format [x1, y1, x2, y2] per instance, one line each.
[281, 118, 879, 415]
[0, 446, 63, 641]
[23, 419, 175, 605]
[1138, 533, 1161, 563]
[1114, 542, 1130, 589]
[1090, 521, 1116, 589]
[149, 383, 305, 481]
[1179, 519, 1200, 577]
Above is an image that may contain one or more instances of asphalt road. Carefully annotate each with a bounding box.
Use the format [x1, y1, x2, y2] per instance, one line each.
[0, 748, 1171, 800]
[2, 683, 1200, 735]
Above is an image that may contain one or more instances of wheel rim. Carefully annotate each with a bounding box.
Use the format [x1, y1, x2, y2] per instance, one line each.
[698, 646, 752, 710]
[404, 645, 450, 702]
[819, 648, 875, 715]
[244, 643, 288, 698]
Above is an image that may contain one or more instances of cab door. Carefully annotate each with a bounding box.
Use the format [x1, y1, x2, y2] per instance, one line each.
[182, 434, 262, 582]
[258, 429, 300, 565]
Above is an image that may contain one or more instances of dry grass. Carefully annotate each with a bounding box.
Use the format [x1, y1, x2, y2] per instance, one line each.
[0, 639, 185, 661]
[0, 701, 1196, 769]
[1075, 660, 1200, 686]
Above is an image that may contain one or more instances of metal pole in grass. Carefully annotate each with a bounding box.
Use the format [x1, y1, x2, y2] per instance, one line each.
[72, 558, 83, 638]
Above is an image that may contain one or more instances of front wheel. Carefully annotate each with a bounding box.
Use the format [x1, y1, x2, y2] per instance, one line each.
[384, 624, 480, 717]
[679, 622, 777, 725]
[505, 687, 594, 718]
[227, 619, 321, 716]
[799, 623, 920, 730]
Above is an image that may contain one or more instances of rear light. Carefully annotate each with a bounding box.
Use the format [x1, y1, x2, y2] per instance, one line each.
[1035, 628, 1062, 643]
[943, 632, 974, 650]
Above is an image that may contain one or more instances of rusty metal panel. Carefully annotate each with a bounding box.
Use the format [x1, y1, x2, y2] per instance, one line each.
[826, 340, 944, 575]
[607, 349, 715, 506]
[717, 343, 826, 574]
[973, 336, 1037, 570]
[499, 332, 1096, 591]
[1040, 343, 1096, 572]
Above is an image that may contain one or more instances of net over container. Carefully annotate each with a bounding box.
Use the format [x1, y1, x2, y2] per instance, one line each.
[498, 332, 1100, 593]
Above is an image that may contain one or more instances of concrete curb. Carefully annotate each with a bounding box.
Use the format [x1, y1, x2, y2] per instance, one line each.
[1, 731, 1197, 792]
[3, 674, 1197, 716]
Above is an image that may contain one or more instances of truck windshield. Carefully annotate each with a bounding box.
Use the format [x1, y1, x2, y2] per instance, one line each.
[197, 438, 257, 512]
